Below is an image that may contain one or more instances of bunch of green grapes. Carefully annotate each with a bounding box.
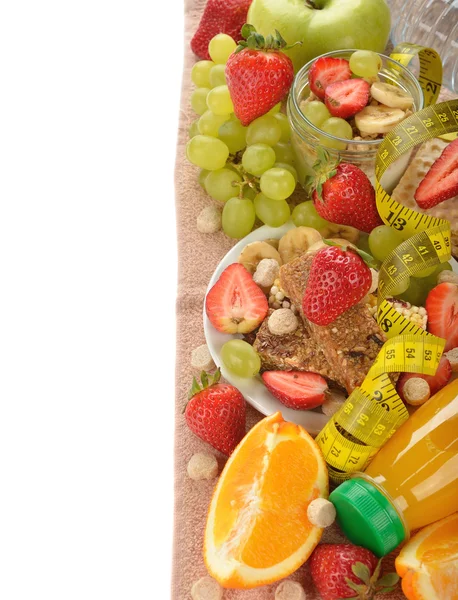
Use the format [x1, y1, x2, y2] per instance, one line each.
[186, 34, 299, 239]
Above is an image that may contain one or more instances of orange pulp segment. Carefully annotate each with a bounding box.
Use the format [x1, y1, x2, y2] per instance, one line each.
[395, 512, 458, 600]
[204, 412, 328, 589]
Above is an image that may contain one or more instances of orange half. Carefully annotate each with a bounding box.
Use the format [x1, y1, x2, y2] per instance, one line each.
[395, 512, 458, 600]
[204, 412, 328, 589]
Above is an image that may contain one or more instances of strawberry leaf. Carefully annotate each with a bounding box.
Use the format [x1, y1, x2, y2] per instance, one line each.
[241, 23, 256, 39]
[187, 376, 202, 402]
[371, 559, 382, 584]
[200, 371, 209, 388]
[352, 562, 371, 586]
[345, 578, 367, 594]
[377, 586, 398, 594]
[376, 573, 400, 588]
[211, 368, 221, 385]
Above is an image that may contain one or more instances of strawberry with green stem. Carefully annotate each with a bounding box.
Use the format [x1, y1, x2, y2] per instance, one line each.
[184, 369, 246, 456]
[226, 25, 300, 126]
[309, 543, 400, 600]
[308, 148, 383, 234]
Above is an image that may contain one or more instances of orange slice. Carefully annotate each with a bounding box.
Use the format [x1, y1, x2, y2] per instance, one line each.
[395, 512, 458, 600]
[204, 412, 328, 589]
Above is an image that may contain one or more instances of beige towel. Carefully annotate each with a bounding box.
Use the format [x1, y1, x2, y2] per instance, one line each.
[172, 2, 455, 597]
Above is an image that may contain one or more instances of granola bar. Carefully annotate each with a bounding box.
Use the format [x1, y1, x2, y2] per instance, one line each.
[280, 254, 386, 393]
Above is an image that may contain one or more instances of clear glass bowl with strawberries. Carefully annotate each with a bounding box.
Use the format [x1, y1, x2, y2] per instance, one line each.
[287, 49, 424, 191]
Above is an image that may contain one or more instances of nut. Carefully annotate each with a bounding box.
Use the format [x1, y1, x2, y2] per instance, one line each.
[307, 498, 336, 528]
[403, 378, 430, 406]
[191, 576, 223, 600]
[369, 268, 379, 294]
[278, 227, 323, 264]
[253, 258, 280, 289]
[322, 389, 346, 417]
[197, 206, 222, 234]
[446, 347, 458, 372]
[238, 241, 282, 273]
[268, 308, 299, 336]
[275, 580, 306, 600]
[187, 453, 218, 480]
[191, 344, 215, 372]
[437, 270, 458, 285]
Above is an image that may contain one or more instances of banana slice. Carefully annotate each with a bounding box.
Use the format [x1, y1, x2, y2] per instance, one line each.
[306, 240, 327, 255]
[278, 227, 322, 264]
[355, 105, 405, 134]
[370, 82, 413, 110]
[238, 241, 282, 273]
[318, 223, 360, 244]
[264, 238, 280, 250]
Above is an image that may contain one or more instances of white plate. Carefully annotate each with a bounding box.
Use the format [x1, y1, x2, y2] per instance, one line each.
[203, 222, 458, 436]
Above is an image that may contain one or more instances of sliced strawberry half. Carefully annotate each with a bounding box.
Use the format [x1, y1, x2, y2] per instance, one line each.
[325, 79, 370, 119]
[308, 57, 351, 100]
[205, 263, 268, 334]
[397, 355, 452, 401]
[426, 282, 458, 351]
[262, 371, 328, 410]
[415, 138, 458, 209]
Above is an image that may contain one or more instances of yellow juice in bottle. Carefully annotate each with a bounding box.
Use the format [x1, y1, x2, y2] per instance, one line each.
[330, 379, 458, 556]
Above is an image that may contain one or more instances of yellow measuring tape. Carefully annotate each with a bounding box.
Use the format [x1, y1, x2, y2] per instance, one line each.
[316, 46, 457, 484]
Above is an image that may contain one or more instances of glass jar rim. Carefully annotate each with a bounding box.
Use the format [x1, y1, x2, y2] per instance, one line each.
[289, 49, 425, 148]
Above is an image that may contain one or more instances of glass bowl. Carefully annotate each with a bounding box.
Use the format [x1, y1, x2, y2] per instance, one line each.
[287, 50, 424, 192]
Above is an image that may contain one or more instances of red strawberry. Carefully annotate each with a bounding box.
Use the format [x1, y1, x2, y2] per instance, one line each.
[310, 151, 383, 233]
[309, 56, 351, 100]
[397, 355, 452, 402]
[190, 0, 252, 61]
[426, 282, 458, 351]
[325, 79, 370, 119]
[310, 543, 398, 600]
[185, 369, 246, 456]
[302, 245, 372, 326]
[415, 138, 458, 209]
[225, 26, 295, 126]
[262, 371, 328, 409]
[206, 263, 268, 334]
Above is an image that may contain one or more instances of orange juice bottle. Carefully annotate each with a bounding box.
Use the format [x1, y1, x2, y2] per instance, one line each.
[330, 378, 458, 556]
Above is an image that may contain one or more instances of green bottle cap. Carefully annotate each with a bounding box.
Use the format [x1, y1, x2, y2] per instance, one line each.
[329, 477, 407, 557]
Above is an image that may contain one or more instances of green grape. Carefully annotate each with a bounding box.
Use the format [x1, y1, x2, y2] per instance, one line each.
[268, 103, 282, 115]
[204, 168, 242, 202]
[198, 110, 230, 137]
[274, 112, 291, 142]
[369, 225, 404, 262]
[191, 87, 211, 115]
[301, 100, 331, 128]
[254, 193, 291, 227]
[399, 277, 432, 306]
[412, 265, 437, 278]
[421, 262, 452, 289]
[206, 85, 234, 115]
[243, 186, 257, 200]
[208, 33, 237, 64]
[186, 135, 230, 170]
[390, 277, 410, 298]
[198, 169, 210, 188]
[218, 117, 247, 153]
[246, 115, 282, 146]
[260, 167, 296, 201]
[273, 142, 295, 164]
[189, 119, 200, 138]
[319, 117, 353, 150]
[274, 162, 298, 182]
[222, 196, 256, 239]
[292, 201, 329, 229]
[242, 143, 276, 176]
[209, 63, 227, 88]
[191, 60, 215, 88]
[349, 50, 382, 79]
[221, 339, 261, 377]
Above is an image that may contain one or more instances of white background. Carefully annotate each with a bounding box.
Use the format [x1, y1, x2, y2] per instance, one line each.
[0, 0, 180, 597]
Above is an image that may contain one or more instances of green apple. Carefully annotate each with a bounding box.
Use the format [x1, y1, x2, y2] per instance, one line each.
[248, 0, 391, 72]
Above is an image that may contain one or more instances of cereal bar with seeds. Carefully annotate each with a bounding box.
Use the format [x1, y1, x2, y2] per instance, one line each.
[280, 254, 387, 393]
